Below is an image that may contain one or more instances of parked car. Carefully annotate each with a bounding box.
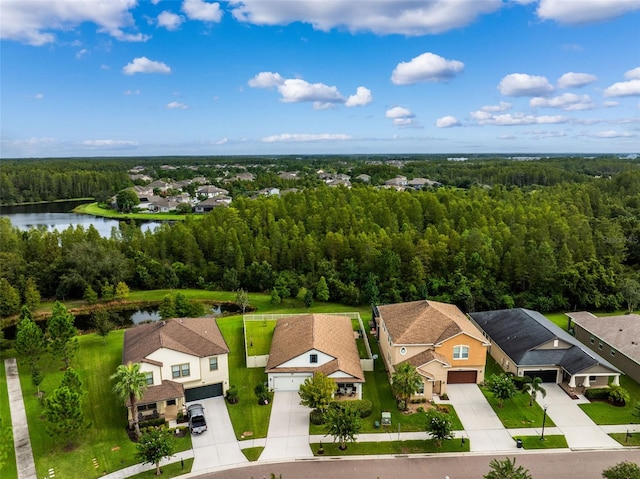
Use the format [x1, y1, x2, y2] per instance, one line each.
[187, 403, 207, 434]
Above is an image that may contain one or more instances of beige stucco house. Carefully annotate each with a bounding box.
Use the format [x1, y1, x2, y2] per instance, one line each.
[122, 317, 230, 422]
[265, 314, 365, 398]
[373, 300, 489, 398]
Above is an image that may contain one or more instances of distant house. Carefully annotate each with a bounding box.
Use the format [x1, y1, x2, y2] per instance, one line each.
[129, 174, 153, 182]
[254, 187, 280, 197]
[122, 318, 230, 422]
[567, 312, 640, 384]
[197, 185, 229, 198]
[355, 174, 371, 183]
[407, 178, 442, 189]
[148, 180, 170, 192]
[278, 171, 299, 180]
[374, 300, 489, 397]
[226, 172, 255, 182]
[194, 196, 232, 213]
[149, 197, 178, 213]
[384, 176, 408, 188]
[266, 314, 365, 397]
[469, 309, 621, 391]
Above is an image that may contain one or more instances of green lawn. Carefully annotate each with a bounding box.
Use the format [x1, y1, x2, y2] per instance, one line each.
[244, 319, 276, 356]
[126, 458, 194, 479]
[311, 438, 470, 456]
[514, 435, 568, 449]
[0, 351, 17, 479]
[609, 432, 640, 446]
[480, 386, 556, 429]
[217, 315, 273, 440]
[241, 446, 264, 461]
[74, 202, 191, 221]
[19, 331, 192, 479]
[579, 375, 640, 424]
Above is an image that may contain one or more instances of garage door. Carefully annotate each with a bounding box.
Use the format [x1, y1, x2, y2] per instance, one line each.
[447, 370, 478, 384]
[523, 370, 558, 383]
[185, 383, 223, 402]
[273, 375, 310, 391]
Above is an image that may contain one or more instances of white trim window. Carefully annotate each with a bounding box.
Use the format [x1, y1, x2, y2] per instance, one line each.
[172, 363, 190, 378]
[144, 372, 154, 386]
[209, 356, 218, 371]
[453, 345, 470, 360]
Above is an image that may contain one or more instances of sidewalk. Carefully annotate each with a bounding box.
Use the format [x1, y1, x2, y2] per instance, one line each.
[4, 358, 37, 479]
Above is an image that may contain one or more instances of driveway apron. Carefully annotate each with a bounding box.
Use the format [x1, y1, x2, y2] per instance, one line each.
[535, 384, 622, 450]
[260, 391, 313, 461]
[446, 384, 517, 452]
[188, 397, 248, 471]
[4, 358, 37, 479]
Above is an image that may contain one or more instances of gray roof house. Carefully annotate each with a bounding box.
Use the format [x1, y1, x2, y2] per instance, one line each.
[567, 312, 640, 384]
[469, 308, 621, 391]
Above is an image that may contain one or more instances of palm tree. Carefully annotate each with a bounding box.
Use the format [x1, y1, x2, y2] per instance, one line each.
[111, 362, 148, 438]
[391, 363, 423, 410]
[522, 376, 547, 406]
[484, 457, 533, 479]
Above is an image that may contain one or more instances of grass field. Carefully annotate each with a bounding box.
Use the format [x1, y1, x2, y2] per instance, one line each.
[480, 385, 556, 429]
[609, 432, 640, 446]
[126, 458, 194, 479]
[244, 319, 277, 356]
[513, 435, 568, 449]
[311, 438, 470, 456]
[241, 446, 264, 461]
[74, 202, 191, 221]
[579, 375, 640, 424]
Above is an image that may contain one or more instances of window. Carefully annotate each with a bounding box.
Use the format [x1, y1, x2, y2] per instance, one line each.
[209, 356, 218, 371]
[167, 399, 176, 406]
[611, 349, 616, 357]
[598, 342, 603, 350]
[144, 372, 154, 386]
[590, 337, 595, 345]
[553, 339, 559, 348]
[453, 345, 469, 360]
[172, 363, 190, 378]
[589, 375, 597, 381]
[310, 354, 318, 364]
[138, 403, 157, 412]
[400, 347, 407, 356]
[417, 382, 424, 395]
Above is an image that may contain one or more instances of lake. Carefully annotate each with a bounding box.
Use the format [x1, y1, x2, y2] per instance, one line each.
[0, 200, 162, 237]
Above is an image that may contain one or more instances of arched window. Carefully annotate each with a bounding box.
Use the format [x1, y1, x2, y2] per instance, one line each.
[453, 345, 469, 360]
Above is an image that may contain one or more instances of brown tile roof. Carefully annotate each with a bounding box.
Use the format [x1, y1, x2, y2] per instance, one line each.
[401, 349, 451, 369]
[266, 314, 364, 382]
[123, 317, 229, 365]
[128, 380, 184, 407]
[376, 300, 487, 345]
[568, 311, 640, 362]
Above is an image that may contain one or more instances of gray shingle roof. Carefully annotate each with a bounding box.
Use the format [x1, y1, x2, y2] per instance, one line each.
[469, 308, 620, 375]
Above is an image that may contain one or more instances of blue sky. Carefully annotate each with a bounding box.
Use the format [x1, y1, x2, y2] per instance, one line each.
[1, 0, 639, 158]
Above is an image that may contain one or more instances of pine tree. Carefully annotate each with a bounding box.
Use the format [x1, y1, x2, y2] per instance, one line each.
[44, 386, 85, 448]
[47, 301, 78, 368]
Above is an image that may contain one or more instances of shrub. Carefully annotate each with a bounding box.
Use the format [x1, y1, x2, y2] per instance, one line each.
[329, 399, 373, 418]
[439, 393, 449, 400]
[436, 405, 450, 414]
[585, 387, 610, 400]
[511, 376, 528, 390]
[608, 386, 630, 406]
[310, 409, 325, 425]
[254, 383, 271, 405]
[139, 417, 166, 429]
[417, 406, 425, 413]
[226, 386, 239, 404]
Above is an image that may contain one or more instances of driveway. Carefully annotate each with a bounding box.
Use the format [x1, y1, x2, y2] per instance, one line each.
[260, 391, 313, 460]
[446, 384, 517, 452]
[534, 384, 622, 450]
[187, 397, 247, 471]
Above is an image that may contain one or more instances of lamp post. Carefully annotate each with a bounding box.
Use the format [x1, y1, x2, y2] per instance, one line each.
[540, 405, 548, 441]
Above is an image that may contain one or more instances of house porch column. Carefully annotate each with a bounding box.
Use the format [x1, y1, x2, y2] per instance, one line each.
[568, 375, 576, 388]
[612, 375, 620, 386]
[583, 376, 590, 388]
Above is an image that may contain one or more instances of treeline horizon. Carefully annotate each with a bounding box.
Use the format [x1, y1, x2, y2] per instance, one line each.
[1, 155, 639, 315]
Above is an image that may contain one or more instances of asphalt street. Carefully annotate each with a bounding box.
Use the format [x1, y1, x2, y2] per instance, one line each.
[192, 450, 640, 479]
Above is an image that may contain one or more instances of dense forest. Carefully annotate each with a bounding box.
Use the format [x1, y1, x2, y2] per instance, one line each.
[0, 155, 639, 315]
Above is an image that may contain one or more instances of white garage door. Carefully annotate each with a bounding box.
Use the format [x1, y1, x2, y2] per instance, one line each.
[273, 375, 310, 391]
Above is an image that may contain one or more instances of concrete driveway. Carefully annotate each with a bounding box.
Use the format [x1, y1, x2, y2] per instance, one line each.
[534, 384, 622, 449]
[188, 397, 248, 471]
[260, 391, 313, 460]
[446, 384, 517, 452]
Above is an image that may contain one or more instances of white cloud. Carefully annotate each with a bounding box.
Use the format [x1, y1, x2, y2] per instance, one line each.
[34, 93, 44, 100]
[498, 73, 554, 97]
[522, 130, 568, 139]
[592, 130, 635, 138]
[436, 116, 460, 128]
[158, 11, 185, 30]
[479, 101, 512, 112]
[230, 0, 502, 36]
[76, 48, 88, 59]
[530, 93, 595, 111]
[124, 89, 140, 95]
[248, 72, 284, 88]
[183, 0, 223, 22]
[557, 72, 597, 88]
[603, 100, 619, 107]
[215, 138, 228, 145]
[386, 106, 418, 127]
[249, 71, 370, 109]
[624, 67, 640, 80]
[0, 0, 147, 45]
[81, 139, 138, 148]
[262, 133, 352, 142]
[123, 57, 171, 75]
[471, 111, 568, 126]
[536, 0, 640, 25]
[167, 101, 188, 109]
[604, 79, 640, 97]
[391, 52, 464, 85]
[345, 87, 373, 107]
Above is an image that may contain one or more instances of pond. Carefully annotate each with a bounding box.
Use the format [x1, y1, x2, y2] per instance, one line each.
[0, 200, 162, 237]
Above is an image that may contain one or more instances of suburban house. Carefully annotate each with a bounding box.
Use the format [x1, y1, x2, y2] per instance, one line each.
[122, 317, 230, 422]
[265, 314, 365, 398]
[384, 176, 408, 189]
[197, 185, 229, 198]
[407, 177, 442, 189]
[194, 196, 232, 213]
[567, 311, 640, 383]
[373, 300, 490, 397]
[149, 197, 179, 213]
[469, 309, 621, 391]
